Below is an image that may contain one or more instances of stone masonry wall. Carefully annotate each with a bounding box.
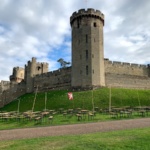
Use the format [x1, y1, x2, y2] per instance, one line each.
[34, 67, 71, 92]
[0, 82, 26, 108]
[105, 59, 150, 89]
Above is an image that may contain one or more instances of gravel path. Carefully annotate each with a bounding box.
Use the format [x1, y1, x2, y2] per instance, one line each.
[0, 118, 149, 141]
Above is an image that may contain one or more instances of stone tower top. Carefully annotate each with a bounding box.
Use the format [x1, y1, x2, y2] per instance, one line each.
[70, 8, 104, 26]
[9, 67, 24, 83]
[25, 57, 49, 93]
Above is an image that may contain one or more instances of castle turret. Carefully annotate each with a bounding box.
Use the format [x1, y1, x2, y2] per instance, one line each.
[25, 57, 49, 93]
[10, 67, 24, 83]
[70, 8, 105, 88]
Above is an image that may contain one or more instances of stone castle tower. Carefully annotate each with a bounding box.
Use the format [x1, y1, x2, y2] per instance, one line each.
[25, 57, 48, 93]
[9, 67, 24, 83]
[70, 8, 105, 88]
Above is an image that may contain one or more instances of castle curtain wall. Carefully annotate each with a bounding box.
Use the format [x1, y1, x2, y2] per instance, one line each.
[33, 67, 71, 92]
[0, 83, 26, 108]
[105, 59, 150, 89]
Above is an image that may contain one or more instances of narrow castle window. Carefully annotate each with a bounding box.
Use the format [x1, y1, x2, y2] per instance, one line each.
[77, 22, 80, 28]
[86, 65, 88, 75]
[77, 20, 80, 28]
[94, 22, 97, 27]
[86, 34, 88, 43]
[37, 66, 41, 71]
[86, 50, 88, 60]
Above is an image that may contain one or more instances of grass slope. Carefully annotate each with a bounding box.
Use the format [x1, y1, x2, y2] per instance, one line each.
[0, 87, 150, 112]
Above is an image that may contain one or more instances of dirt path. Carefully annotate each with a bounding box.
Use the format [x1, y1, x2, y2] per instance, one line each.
[0, 118, 149, 141]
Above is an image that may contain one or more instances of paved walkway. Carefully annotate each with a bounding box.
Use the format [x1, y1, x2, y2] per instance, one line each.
[0, 118, 150, 141]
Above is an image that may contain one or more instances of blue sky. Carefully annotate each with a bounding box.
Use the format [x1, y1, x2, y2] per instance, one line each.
[0, 0, 150, 81]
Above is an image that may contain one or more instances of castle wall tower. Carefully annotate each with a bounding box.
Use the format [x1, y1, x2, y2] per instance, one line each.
[10, 67, 24, 83]
[70, 8, 105, 88]
[25, 57, 49, 93]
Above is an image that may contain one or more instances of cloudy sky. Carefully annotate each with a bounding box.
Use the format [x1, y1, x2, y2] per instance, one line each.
[0, 0, 150, 81]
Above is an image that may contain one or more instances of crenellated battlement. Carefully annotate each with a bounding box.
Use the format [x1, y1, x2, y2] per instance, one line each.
[70, 8, 104, 25]
[104, 58, 150, 80]
[13, 67, 24, 71]
[26, 58, 48, 69]
[35, 67, 71, 79]
[36, 62, 48, 66]
[27, 61, 31, 65]
[105, 59, 149, 68]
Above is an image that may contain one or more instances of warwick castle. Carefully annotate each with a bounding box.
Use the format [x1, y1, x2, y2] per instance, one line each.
[0, 8, 150, 108]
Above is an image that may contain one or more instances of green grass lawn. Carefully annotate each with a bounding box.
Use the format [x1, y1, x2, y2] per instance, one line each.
[0, 127, 149, 150]
[1, 88, 150, 112]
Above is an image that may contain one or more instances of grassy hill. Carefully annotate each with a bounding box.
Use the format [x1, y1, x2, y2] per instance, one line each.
[0, 87, 150, 112]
